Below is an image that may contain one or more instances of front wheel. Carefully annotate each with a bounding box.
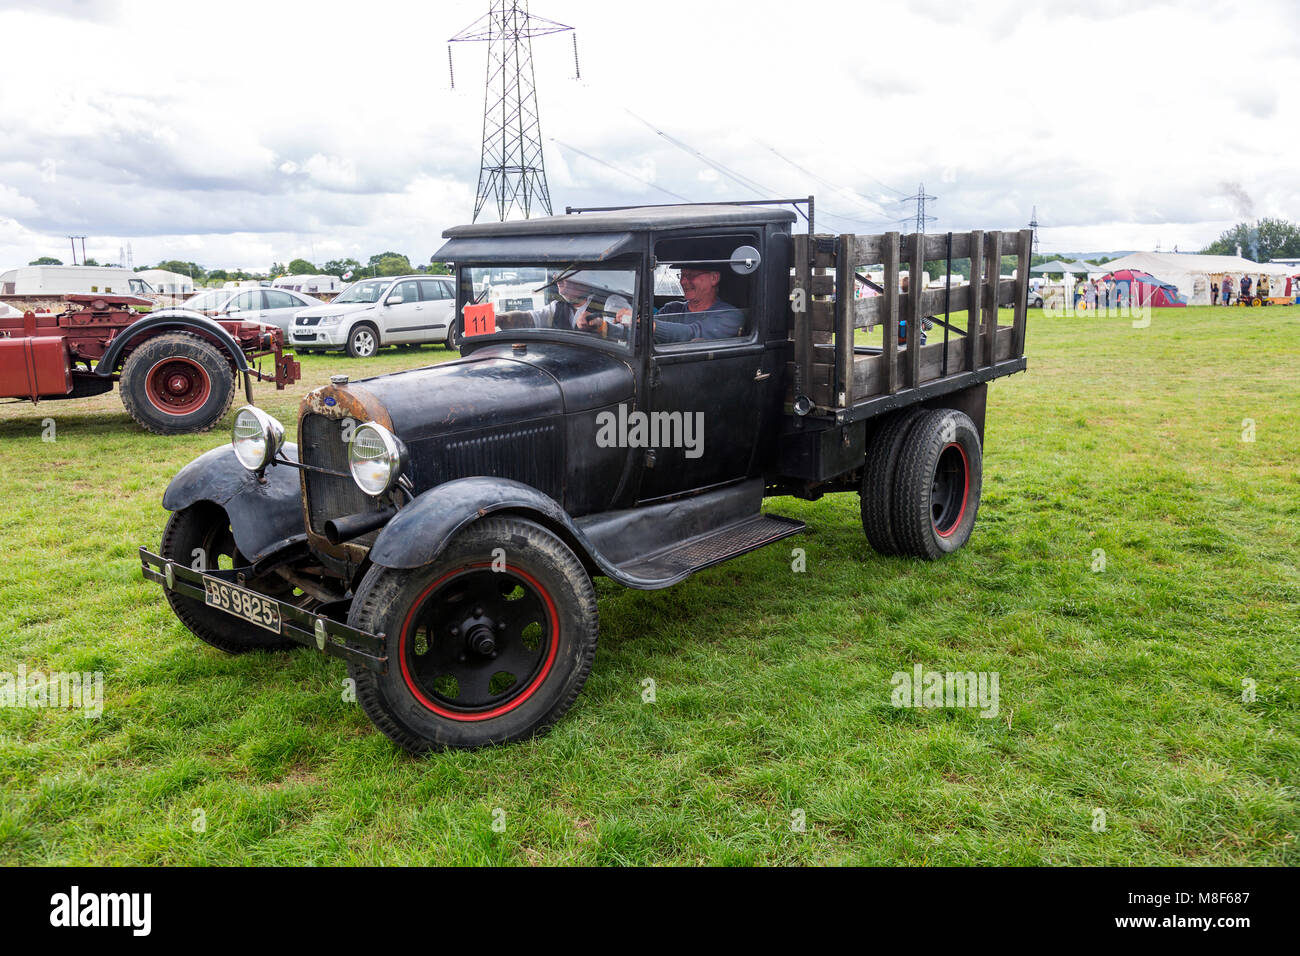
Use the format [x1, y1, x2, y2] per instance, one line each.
[159, 503, 301, 653]
[347, 516, 598, 752]
[445, 320, 461, 351]
[345, 323, 379, 358]
[119, 332, 235, 434]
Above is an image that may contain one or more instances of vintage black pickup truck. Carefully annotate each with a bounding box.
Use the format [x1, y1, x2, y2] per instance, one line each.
[140, 199, 1032, 752]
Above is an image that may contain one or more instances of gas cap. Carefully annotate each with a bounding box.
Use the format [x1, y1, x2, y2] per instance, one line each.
[330, 374, 349, 386]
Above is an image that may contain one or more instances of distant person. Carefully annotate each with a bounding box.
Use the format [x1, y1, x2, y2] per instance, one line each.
[1221, 276, 1232, 306]
[1084, 282, 1096, 312]
[1211, 281, 1219, 306]
[1258, 275, 1270, 299]
[1240, 274, 1252, 303]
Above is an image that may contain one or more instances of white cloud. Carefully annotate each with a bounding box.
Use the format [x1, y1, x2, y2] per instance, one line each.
[0, 0, 1295, 270]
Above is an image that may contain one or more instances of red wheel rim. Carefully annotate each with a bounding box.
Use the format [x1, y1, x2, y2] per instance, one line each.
[144, 356, 212, 415]
[932, 442, 970, 538]
[398, 562, 560, 722]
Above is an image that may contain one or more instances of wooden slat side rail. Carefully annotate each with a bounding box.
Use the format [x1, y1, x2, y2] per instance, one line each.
[834, 234, 855, 408]
[985, 231, 1002, 366]
[882, 232, 900, 394]
[852, 325, 1016, 397]
[1012, 227, 1031, 357]
[849, 235, 884, 266]
[907, 232, 924, 387]
[920, 232, 971, 261]
[790, 234, 813, 404]
[808, 299, 835, 331]
[967, 229, 984, 370]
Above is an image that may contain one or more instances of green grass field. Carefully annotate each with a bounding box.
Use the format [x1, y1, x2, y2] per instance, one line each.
[1, 307, 1297, 865]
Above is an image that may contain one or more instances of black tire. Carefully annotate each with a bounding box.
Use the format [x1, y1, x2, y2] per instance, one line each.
[892, 408, 983, 560]
[345, 322, 380, 358]
[159, 503, 300, 653]
[860, 407, 930, 556]
[347, 516, 598, 753]
[118, 332, 236, 435]
[445, 320, 461, 351]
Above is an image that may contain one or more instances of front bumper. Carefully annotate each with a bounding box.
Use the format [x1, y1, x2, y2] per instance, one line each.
[139, 547, 387, 673]
[290, 323, 348, 347]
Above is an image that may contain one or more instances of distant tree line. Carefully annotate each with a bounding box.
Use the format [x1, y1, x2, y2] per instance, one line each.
[1201, 218, 1300, 261]
[115, 252, 451, 286]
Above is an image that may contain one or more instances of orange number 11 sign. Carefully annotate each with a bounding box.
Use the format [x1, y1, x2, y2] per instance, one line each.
[463, 303, 496, 337]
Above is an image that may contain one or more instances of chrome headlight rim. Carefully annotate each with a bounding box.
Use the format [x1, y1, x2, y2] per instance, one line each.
[348, 421, 408, 497]
[231, 405, 285, 472]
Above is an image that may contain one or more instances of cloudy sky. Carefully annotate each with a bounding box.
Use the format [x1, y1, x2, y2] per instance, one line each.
[1, 0, 1295, 271]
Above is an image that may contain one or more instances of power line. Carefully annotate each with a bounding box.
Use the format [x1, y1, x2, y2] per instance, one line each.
[757, 141, 899, 219]
[550, 138, 693, 203]
[623, 108, 773, 198]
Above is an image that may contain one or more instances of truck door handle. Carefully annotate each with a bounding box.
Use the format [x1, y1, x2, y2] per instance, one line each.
[754, 369, 771, 381]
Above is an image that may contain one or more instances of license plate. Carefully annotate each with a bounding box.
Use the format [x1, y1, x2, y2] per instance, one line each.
[203, 578, 282, 634]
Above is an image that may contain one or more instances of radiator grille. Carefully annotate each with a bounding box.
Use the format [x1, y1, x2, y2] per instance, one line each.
[415, 421, 562, 499]
[300, 413, 386, 537]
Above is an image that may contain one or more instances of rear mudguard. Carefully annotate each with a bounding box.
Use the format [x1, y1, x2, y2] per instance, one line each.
[98, 309, 252, 375]
[369, 477, 654, 588]
[161, 443, 305, 564]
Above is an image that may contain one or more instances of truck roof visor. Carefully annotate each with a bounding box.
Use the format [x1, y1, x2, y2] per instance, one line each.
[432, 232, 636, 264]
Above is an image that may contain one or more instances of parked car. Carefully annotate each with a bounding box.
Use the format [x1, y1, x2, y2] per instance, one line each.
[182, 288, 324, 334]
[289, 275, 458, 357]
[1027, 288, 1044, 308]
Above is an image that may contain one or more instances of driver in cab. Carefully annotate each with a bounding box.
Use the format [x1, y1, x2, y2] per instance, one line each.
[496, 272, 632, 333]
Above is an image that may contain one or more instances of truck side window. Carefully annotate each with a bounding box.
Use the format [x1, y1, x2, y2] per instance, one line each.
[651, 235, 756, 350]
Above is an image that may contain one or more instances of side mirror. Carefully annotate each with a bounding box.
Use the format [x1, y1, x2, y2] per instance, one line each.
[731, 245, 761, 275]
[385, 295, 402, 306]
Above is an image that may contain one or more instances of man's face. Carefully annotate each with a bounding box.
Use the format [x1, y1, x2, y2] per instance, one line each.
[679, 268, 719, 305]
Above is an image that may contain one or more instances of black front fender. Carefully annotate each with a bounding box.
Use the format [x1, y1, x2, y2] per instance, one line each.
[161, 443, 304, 564]
[369, 477, 641, 583]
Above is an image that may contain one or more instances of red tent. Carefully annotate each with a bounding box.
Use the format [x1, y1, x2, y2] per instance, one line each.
[1102, 269, 1186, 307]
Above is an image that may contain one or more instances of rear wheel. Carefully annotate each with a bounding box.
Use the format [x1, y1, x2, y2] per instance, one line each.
[347, 516, 598, 753]
[119, 332, 235, 434]
[445, 321, 461, 351]
[346, 323, 379, 358]
[860, 407, 929, 556]
[159, 503, 301, 653]
[891, 409, 983, 559]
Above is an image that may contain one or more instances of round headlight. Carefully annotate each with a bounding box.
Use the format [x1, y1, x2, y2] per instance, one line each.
[231, 405, 284, 471]
[348, 422, 407, 496]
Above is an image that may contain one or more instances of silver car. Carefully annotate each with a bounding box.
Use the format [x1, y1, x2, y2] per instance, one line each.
[182, 287, 325, 333]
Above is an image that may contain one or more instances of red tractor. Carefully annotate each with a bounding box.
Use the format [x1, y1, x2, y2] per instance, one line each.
[0, 294, 301, 434]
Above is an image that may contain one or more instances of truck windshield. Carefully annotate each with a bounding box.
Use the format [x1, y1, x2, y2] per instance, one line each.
[334, 279, 389, 304]
[462, 263, 638, 350]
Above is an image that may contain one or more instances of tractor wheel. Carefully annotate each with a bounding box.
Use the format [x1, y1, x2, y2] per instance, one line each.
[159, 503, 301, 653]
[860, 407, 930, 556]
[345, 323, 379, 358]
[119, 331, 236, 434]
[347, 516, 598, 753]
[892, 409, 983, 560]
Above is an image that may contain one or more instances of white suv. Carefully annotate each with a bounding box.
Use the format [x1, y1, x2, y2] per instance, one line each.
[289, 274, 458, 357]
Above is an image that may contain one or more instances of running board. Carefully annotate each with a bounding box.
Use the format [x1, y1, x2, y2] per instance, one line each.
[614, 514, 805, 586]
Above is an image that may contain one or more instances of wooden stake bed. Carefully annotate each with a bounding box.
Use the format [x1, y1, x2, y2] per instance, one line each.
[787, 228, 1032, 423]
